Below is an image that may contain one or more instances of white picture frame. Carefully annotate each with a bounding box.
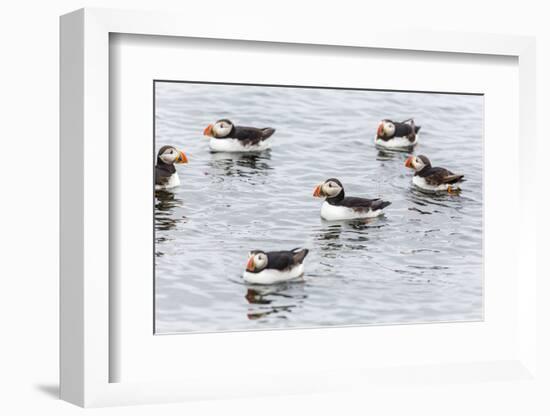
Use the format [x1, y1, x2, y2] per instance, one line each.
[60, 7, 537, 407]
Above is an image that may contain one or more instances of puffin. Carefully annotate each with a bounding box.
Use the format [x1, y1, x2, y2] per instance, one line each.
[243, 248, 309, 285]
[312, 178, 391, 220]
[203, 119, 276, 152]
[404, 154, 464, 194]
[155, 145, 188, 190]
[375, 119, 420, 150]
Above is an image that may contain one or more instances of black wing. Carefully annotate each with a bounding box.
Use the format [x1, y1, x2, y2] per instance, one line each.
[230, 126, 276, 145]
[423, 167, 464, 185]
[393, 123, 414, 137]
[266, 248, 308, 271]
[340, 197, 391, 212]
[394, 121, 420, 141]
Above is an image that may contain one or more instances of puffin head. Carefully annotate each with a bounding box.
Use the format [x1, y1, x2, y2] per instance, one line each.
[377, 120, 396, 138]
[313, 178, 344, 199]
[405, 154, 431, 172]
[157, 145, 188, 165]
[246, 250, 268, 273]
[203, 119, 234, 138]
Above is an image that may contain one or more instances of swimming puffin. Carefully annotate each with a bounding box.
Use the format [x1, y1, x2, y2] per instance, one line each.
[312, 178, 391, 220]
[375, 119, 420, 150]
[155, 145, 188, 190]
[404, 155, 464, 194]
[203, 119, 276, 152]
[243, 248, 309, 284]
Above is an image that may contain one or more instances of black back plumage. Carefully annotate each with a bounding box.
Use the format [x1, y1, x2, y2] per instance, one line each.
[250, 248, 309, 272]
[324, 178, 391, 212]
[381, 119, 421, 141]
[330, 196, 392, 211]
[226, 125, 276, 145]
[415, 155, 464, 185]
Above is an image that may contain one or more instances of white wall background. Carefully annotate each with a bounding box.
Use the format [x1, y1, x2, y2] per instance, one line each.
[0, 1, 547, 414]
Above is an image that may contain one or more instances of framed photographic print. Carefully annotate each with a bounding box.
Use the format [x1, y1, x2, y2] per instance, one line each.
[60, 8, 538, 407]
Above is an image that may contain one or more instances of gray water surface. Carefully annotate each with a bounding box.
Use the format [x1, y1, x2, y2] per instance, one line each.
[154, 82, 483, 334]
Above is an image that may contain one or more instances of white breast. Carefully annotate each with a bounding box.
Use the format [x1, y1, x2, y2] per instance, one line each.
[243, 264, 304, 285]
[209, 138, 271, 153]
[412, 175, 459, 193]
[320, 201, 383, 221]
[155, 172, 180, 190]
[374, 133, 418, 150]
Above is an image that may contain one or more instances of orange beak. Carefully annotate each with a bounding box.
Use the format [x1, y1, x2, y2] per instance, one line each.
[377, 124, 384, 137]
[404, 156, 414, 168]
[203, 124, 213, 137]
[176, 151, 188, 164]
[246, 257, 255, 272]
[313, 185, 322, 197]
